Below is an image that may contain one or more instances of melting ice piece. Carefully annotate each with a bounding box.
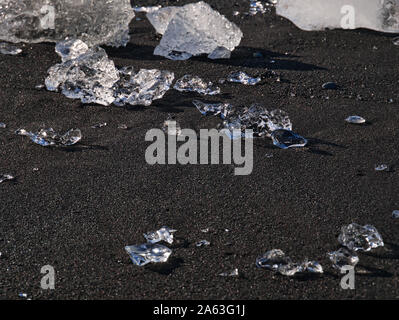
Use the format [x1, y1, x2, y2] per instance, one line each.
[271, 129, 308, 149]
[196, 240, 211, 247]
[147, 7, 180, 35]
[208, 46, 232, 60]
[227, 71, 261, 85]
[16, 128, 82, 147]
[375, 164, 389, 171]
[327, 247, 359, 271]
[162, 119, 182, 136]
[338, 223, 384, 252]
[276, 0, 399, 33]
[345, 115, 366, 124]
[256, 249, 303, 276]
[0, 42, 21, 55]
[125, 243, 172, 266]
[0, 0, 135, 47]
[392, 210, 399, 218]
[0, 174, 15, 184]
[143, 227, 176, 244]
[193, 100, 232, 119]
[154, 1, 242, 60]
[46, 46, 120, 106]
[55, 39, 89, 62]
[219, 268, 239, 277]
[113, 68, 175, 107]
[174, 75, 221, 95]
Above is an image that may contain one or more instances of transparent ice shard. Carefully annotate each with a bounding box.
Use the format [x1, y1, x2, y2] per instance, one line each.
[276, 0, 399, 33]
[338, 223, 384, 252]
[118, 124, 128, 130]
[249, 1, 267, 15]
[256, 249, 304, 276]
[154, 1, 242, 60]
[271, 129, 308, 149]
[55, 39, 89, 62]
[113, 68, 175, 107]
[375, 164, 389, 171]
[125, 243, 172, 266]
[0, 174, 15, 184]
[345, 115, 366, 124]
[0, 42, 21, 55]
[392, 210, 399, 219]
[227, 71, 261, 85]
[45, 46, 120, 106]
[147, 7, 180, 35]
[302, 260, 324, 274]
[91, 123, 107, 129]
[0, 122, 6, 128]
[192, 100, 232, 118]
[219, 268, 239, 277]
[143, 227, 176, 245]
[196, 240, 210, 247]
[0, 0, 135, 47]
[162, 118, 182, 136]
[16, 128, 82, 147]
[393, 37, 399, 45]
[174, 75, 221, 95]
[208, 46, 231, 60]
[327, 247, 359, 271]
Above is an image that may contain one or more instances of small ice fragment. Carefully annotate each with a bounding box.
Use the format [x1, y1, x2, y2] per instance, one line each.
[91, 123, 107, 129]
[233, 11, 240, 16]
[338, 223, 384, 252]
[55, 39, 89, 62]
[162, 118, 182, 136]
[271, 129, 308, 149]
[322, 82, 338, 90]
[256, 249, 290, 270]
[0, 42, 21, 55]
[196, 240, 211, 247]
[18, 293, 28, 299]
[192, 100, 232, 119]
[133, 6, 162, 13]
[35, 84, 45, 90]
[302, 260, 324, 274]
[208, 46, 231, 60]
[327, 247, 359, 271]
[118, 124, 128, 130]
[33, 168, 39, 172]
[17, 128, 82, 147]
[375, 164, 389, 171]
[154, 2, 243, 60]
[174, 75, 220, 95]
[201, 228, 209, 233]
[125, 243, 172, 266]
[393, 37, 399, 45]
[143, 226, 176, 244]
[0, 122, 6, 128]
[0, 174, 15, 184]
[249, 1, 267, 15]
[219, 268, 239, 277]
[227, 71, 261, 85]
[345, 116, 366, 124]
[392, 210, 399, 219]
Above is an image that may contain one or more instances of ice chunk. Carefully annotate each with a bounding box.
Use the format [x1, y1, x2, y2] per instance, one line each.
[338, 223, 384, 252]
[302, 260, 324, 274]
[375, 164, 389, 171]
[0, 42, 21, 55]
[45, 46, 120, 106]
[55, 39, 89, 62]
[393, 37, 399, 45]
[345, 115, 366, 124]
[271, 129, 308, 149]
[162, 119, 182, 136]
[0, 0, 135, 47]
[174, 75, 221, 95]
[91, 123, 107, 129]
[0, 174, 15, 184]
[16, 128, 82, 147]
[227, 71, 261, 85]
[196, 240, 211, 247]
[154, 1, 242, 60]
[392, 210, 399, 219]
[276, 0, 399, 33]
[0, 122, 6, 128]
[193, 100, 232, 118]
[143, 227, 176, 244]
[113, 68, 175, 107]
[219, 268, 239, 277]
[125, 243, 172, 266]
[147, 7, 180, 35]
[208, 46, 232, 60]
[327, 247, 359, 271]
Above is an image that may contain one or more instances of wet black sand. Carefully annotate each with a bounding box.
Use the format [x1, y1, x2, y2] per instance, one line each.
[0, 0, 399, 299]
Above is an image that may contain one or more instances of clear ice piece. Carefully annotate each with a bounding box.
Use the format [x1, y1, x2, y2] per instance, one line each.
[162, 119, 182, 136]
[154, 1, 242, 60]
[338, 223, 384, 252]
[55, 39, 89, 62]
[0, 174, 14, 184]
[327, 247, 359, 271]
[271, 129, 308, 149]
[196, 240, 211, 247]
[227, 71, 261, 85]
[174, 75, 220, 95]
[91, 123, 107, 129]
[46, 46, 120, 106]
[375, 164, 389, 171]
[219, 268, 239, 277]
[125, 243, 172, 266]
[302, 260, 324, 274]
[0, 42, 21, 55]
[193, 100, 232, 119]
[143, 226, 176, 244]
[393, 37, 399, 45]
[147, 7, 180, 35]
[256, 249, 303, 276]
[267, 109, 293, 132]
[392, 210, 399, 219]
[0, 0, 135, 47]
[18, 128, 82, 147]
[345, 115, 366, 124]
[113, 68, 174, 107]
[276, 0, 399, 33]
[0, 122, 6, 128]
[208, 46, 232, 60]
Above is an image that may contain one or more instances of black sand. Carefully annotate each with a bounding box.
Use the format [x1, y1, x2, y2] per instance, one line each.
[0, 0, 399, 299]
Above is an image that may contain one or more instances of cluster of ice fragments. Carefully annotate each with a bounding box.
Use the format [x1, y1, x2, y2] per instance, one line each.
[147, 1, 243, 60]
[0, 0, 135, 47]
[15, 128, 82, 147]
[125, 227, 175, 266]
[45, 39, 174, 106]
[276, 0, 399, 33]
